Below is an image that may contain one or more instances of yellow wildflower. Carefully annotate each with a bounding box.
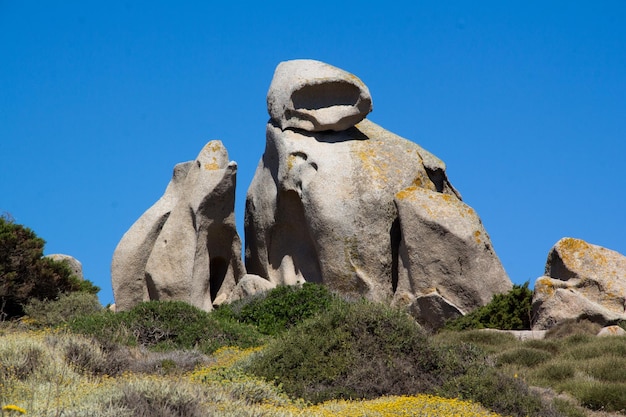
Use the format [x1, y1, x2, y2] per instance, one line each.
[2, 404, 27, 414]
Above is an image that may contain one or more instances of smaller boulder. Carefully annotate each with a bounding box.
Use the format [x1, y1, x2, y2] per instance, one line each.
[46, 254, 83, 280]
[532, 238, 626, 330]
[228, 274, 277, 303]
[597, 325, 626, 337]
[267, 59, 372, 132]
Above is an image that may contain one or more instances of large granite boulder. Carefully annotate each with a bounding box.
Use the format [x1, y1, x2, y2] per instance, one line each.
[112, 140, 244, 311]
[245, 59, 512, 326]
[532, 237, 626, 330]
[394, 186, 511, 329]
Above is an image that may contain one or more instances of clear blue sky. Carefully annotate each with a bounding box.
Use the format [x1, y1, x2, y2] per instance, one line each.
[2, 2, 625, 306]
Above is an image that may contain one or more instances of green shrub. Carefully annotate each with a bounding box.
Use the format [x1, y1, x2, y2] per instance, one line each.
[69, 301, 266, 353]
[439, 367, 561, 417]
[246, 299, 442, 403]
[545, 318, 601, 339]
[521, 338, 561, 355]
[24, 291, 102, 327]
[434, 329, 517, 355]
[444, 283, 533, 331]
[111, 379, 207, 417]
[245, 299, 560, 416]
[0, 215, 99, 319]
[563, 380, 626, 412]
[496, 347, 552, 368]
[531, 361, 576, 384]
[583, 357, 626, 383]
[552, 398, 587, 417]
[214, 283, 336, 335]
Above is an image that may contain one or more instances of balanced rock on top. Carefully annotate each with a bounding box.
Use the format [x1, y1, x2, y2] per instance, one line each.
[267, 59, 372, 132]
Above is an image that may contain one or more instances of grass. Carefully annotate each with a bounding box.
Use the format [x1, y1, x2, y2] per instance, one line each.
[434, 325, 626, 414]
[4, 284, 626, 416]
[0, 329, 506, 417]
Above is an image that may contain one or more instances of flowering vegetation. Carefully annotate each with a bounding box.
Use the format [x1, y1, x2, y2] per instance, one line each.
[0, 332, 503, 416]
[3, 282, 620, 416]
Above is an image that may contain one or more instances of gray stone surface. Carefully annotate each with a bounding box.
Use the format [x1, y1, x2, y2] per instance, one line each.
[228, 274, 277, 303]
[532, 237, 626, 330]
[245, 118, 471, 302]
[112, 161, 192, 311]
[267, 59, 372, 132]
[46, 254, 83, 280]
[597, 325, 626, 337]
[393, 186, 512, 329]
[112, 141, 244, 311]
[246, 60, 512, 324]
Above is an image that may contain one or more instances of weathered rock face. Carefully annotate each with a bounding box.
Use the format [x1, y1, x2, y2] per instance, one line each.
[245, 59, 512, 327]
[394, 186, 511, 329]
[532, 238, 626, 330]
[112, 140, 244, 311]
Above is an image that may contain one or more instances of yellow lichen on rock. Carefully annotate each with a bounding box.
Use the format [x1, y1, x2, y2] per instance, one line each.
[535, 277, 556, 297]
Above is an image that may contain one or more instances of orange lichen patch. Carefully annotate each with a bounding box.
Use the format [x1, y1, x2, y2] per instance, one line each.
[204, 162, 220, 170]
[395, 185, 419, 201]
[557, 237, 610, 270]
[287, 154, 296, 170]
[207, 141, 224, 153]
[473, 230, 482, 244]
[355, 146, 390, 185]
[535, 277, 556, 297]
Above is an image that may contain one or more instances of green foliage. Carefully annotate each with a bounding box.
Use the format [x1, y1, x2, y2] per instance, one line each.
[496, 347, 552, 368]
[246, 299, 440, 402]
[214, 283, 336, 335]
[544, 318, 601, 339]
[69, 300, 266, 353]
[24, 291, 102, 327]
[0, 215, 99, 319]
[562, 380, 626, 412]
[245, 299, 558, 416]
[439, 367, 560, 417]
[444, 283, 533, 331]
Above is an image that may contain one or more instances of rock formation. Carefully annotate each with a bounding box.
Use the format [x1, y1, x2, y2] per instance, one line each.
[245, 59, 512, 328]
[46, 254, 83, 280]
[532, 237, 626, 330]
[112, 140, 244, 311]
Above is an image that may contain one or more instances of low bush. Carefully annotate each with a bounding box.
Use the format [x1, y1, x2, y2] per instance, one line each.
[496, 347, 552, 368]
[246, 299, 561, 416]
[434, 329, 517, 355]
[24, 291, 102, 327]
[530, 361, 576, 384]
[583, 356, 626, 383]
[214, 283, 336, 335]
[562, 380, 626, 412]
[545, 319, 602, 339]
[0, 215, 99, 319]
[111, 380, 207, 417]
[69, 300, 266, 353]
[444, 283, 533, 331]
[439, 368, 561, 417]
[246, 300, 440, 402]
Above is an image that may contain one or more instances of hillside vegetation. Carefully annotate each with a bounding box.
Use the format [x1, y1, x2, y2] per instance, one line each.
[1, 218, 624, 416]
[5, 283, 621, 417]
